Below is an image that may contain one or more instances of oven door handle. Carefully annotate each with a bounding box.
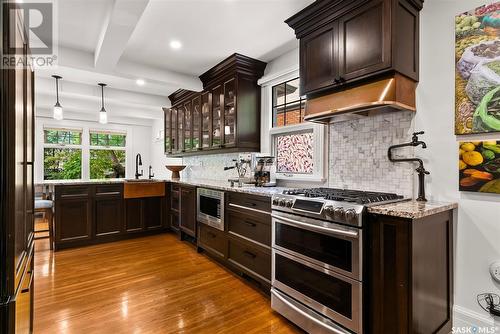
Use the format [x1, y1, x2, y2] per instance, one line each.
[271, 289, 351, 334]
[271, 214, 358, 238]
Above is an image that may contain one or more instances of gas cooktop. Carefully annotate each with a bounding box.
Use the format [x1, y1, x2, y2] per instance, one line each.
[272, 188, 405, 227]
[282, 188, 404, 204]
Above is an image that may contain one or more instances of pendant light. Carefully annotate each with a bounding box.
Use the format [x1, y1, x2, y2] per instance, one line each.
[52, 75, 63, 120]
[98, 83, 108, 124]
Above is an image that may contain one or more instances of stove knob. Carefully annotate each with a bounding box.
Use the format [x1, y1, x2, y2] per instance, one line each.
[285, 200, 294, 208]
[272, 198, 279, 206]
[333, 207, 345, 220]
[279, 199, 287, 207]
[323, 205, 334, 215]
[344, 209, 358, 224]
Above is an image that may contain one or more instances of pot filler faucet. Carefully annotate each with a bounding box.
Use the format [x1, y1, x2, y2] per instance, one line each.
[388, 131, 429, 202]
[135, 153, 143, 179]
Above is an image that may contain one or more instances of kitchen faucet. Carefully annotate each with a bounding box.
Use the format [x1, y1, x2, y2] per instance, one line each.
[148, 165, 154, 179]
[388, 131, 429, 202]
[135, 153, 143, 179]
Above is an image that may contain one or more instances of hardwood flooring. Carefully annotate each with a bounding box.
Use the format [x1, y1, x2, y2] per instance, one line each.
[34, 233, 302, 334]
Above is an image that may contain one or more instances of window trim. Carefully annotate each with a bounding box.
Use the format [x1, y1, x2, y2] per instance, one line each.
[259, 68, 328, 183]
[270, 122, 327, 182]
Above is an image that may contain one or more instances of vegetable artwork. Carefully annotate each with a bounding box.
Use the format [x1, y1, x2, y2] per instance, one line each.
[455, 2, 500, 135]
[459, 140, 500, 194]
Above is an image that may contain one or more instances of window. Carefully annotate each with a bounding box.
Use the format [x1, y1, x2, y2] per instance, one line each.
[43, 128, 82, 180]
[272, 78, 306, 127]
[89, 131, 126, 179]
[265, 76, 327, 182]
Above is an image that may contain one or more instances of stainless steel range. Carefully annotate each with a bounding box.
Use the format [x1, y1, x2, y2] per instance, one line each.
[271, 188, 404, 334]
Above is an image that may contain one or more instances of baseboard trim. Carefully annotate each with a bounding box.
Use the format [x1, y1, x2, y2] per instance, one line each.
[453, 305, 499, 329]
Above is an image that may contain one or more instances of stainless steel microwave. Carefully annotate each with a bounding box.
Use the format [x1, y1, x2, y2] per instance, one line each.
[197, 188, 224, 231]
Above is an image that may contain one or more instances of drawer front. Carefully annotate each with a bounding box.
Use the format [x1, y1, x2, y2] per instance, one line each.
[95, 184, 123, 196]
[199, 224, 227, 258]
[55, 185, 90, 199]
[227, 209, 271, 247]
[228, 238, 271, 282]
[227, 192, 271, 214]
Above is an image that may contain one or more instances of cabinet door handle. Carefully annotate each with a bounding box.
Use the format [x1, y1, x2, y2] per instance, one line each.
[245, 202, 257, 207]
[243, 250, 256, 259]
[243, 220, 256, 227]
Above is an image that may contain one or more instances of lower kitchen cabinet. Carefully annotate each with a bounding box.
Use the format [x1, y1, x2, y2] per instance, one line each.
[198, 224, 227, 259]
[54, 183, 168, 250]
[180, 185, 196, 238]
[55, 186, 93, 248]
[367, 210, 454, 334]
[227, 236, 271, 288]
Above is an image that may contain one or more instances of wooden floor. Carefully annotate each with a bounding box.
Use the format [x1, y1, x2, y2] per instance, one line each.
[34, 233, 302, 334]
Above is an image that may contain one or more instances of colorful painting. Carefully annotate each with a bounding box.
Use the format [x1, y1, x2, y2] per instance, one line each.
[276, 132, 314, 174]
[455, 3, 500, 134]
[459, 140, 500, 193]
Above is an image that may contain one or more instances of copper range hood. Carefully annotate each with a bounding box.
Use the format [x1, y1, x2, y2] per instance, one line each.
[304, 74, 416, 123]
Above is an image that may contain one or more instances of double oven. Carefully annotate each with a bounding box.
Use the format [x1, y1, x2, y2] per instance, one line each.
[271, 210, 363, 334]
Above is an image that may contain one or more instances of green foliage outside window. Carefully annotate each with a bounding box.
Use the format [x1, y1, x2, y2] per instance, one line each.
[90, 150, 126, 179]
[43, 148, 82, 180]
[44, 129, 82, 145]
[90, 133, 126, 147]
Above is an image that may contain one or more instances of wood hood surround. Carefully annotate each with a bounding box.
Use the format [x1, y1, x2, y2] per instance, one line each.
[286, 0, 424, 123]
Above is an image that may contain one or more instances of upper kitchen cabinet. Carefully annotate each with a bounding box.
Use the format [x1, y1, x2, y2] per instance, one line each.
[165, 54, 266, 157]
[286, 0, 424, 97]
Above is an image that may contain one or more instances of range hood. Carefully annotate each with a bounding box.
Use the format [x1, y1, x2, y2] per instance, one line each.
[304, 74, 416, 124]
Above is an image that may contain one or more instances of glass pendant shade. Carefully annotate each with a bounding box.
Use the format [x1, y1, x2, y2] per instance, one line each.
[53, 102, 63, 120]
[98, 83, 108, 124]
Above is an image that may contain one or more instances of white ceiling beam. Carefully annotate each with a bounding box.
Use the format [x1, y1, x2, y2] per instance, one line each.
[36, 108, 155, 127]
[94, 0, 150, 70]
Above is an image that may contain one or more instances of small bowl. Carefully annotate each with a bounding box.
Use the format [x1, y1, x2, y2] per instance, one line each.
[165, 165, 186, 180]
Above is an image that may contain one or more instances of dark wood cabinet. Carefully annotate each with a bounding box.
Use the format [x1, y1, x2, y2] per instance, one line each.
[1, 3, 36, 331]
[125, 198, 143, 233]
[95, 185, 124, 239]
[198, 224, 227, 260]
[367, 210, 453, 334]
[54, 183, 168, 250]
[164, 54, 266, 157]
[286, 0, 423, 96]
[55, 187, 93, 247]
[180, 185, 196, 238]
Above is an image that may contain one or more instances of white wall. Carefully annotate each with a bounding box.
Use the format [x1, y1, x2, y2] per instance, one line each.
[417, 0, 500, 327]
[35, 116, 153, 182]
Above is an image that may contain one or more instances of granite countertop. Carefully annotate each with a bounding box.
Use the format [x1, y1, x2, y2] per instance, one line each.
[367, 200, 458, 219]
[169, 178, 288, 197]
[38, 178, 287, 197]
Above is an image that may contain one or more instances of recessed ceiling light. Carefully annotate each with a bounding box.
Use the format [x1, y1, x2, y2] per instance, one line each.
[136, 79, 145, 86]
[170, 40, 182, 50]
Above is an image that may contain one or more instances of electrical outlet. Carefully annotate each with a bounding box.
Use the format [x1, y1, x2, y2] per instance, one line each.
[490, 261, 500, 283]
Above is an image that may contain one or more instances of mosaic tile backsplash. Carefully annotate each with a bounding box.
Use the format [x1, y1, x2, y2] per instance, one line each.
[328, 111, 416, 198]
[177, 111, 416, 198]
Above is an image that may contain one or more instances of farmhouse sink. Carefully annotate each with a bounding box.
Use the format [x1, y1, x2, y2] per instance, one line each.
[123, 180, 166, 199]
[124, 179, 161, 183]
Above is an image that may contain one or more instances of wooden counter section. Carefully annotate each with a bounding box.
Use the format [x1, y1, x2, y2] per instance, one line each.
[123, 181, 166, 199]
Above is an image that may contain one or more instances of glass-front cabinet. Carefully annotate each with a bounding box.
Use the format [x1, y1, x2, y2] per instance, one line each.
[165, 54, 267, 157]
[211, 85, 222, 148]
[184, 101, 192, 151]
[192, 95, 201, 150]
[201, 92, 211, 149]
[223, 78, 236, 147]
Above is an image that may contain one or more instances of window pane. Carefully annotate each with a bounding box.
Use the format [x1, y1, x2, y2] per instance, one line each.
[43, 148, 82, 180]
[284, 78, 300, 103]
[285, 101, 302, 126]
[276, 132, 314, 174]
[44, 129, 81, 145]
[90, 132, 126, 147]
[272, 83, 286, 107]
[90, 149, 126, 179]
